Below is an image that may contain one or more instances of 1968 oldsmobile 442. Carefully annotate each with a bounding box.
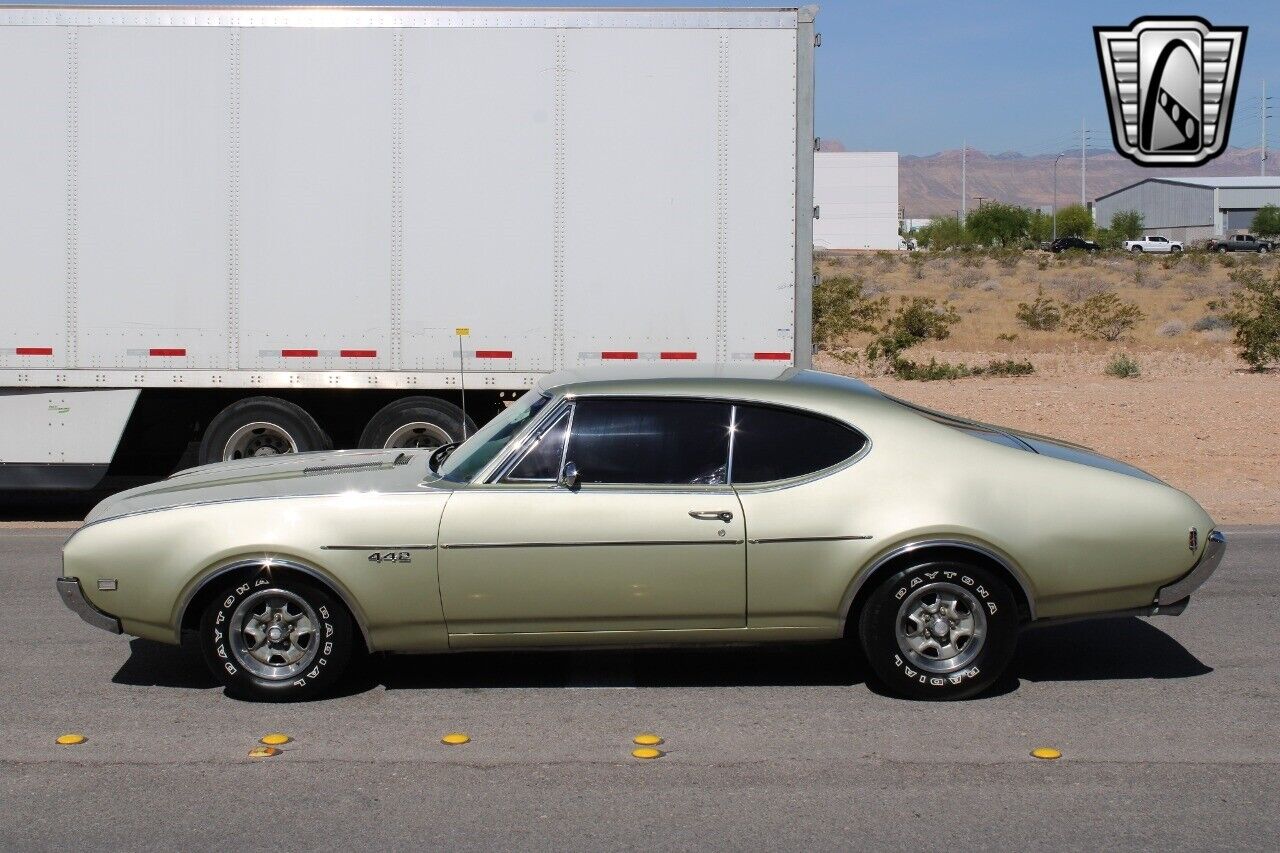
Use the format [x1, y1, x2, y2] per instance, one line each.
[58, 367, 1225, 701]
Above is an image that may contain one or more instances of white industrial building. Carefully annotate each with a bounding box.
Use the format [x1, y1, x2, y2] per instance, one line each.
[813, 151, 900, 250]
[1094, 176, 1280, 243]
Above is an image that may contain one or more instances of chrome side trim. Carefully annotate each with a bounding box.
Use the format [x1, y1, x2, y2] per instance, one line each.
[56, 577, 122, 634]
[748, 534, 873, 545]
[442, 539, 744, 550]
[836, 538, 1038, 635]
[321, 544, 436, 551]
[174, 557, 374, 651]
[1157, 529, 1226, 606]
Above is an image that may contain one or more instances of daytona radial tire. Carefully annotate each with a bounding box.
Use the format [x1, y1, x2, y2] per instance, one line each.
[858, 561, 1018, 701]
[200, 571, 352, 702]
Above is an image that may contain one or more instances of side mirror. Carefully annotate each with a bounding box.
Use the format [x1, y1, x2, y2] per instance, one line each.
[558, 461, 580, 490]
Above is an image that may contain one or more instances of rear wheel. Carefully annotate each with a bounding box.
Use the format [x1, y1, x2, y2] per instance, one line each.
[1130, 246, 1143, 253]
[199, 570, 352, 701]
[198, 396, 331, 465]
[358, 396, 474, 450]
[858, 561, 1018, 700]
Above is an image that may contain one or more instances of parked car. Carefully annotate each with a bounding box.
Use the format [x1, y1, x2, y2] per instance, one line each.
[1206, 233, 1273, 253]
[1123, 235, 1183, 253]
[58, 367, 1225, 702]
[1050, 237, 1101, 253]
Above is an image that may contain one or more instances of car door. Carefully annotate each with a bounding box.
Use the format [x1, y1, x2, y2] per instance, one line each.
[729, 403, 875, 632]
[437, 397, 746, 640]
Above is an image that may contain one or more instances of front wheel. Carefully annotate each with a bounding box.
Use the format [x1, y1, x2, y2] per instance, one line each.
[857, 561, 1018, 700]
[1171, 245, 1182, 253]
[200, 571, 353, 701]
[1260, 246, 1270, 254]
[1218, 246, 1228, 254]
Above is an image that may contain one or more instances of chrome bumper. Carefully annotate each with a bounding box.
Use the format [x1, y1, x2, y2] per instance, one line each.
[1156, 530, 1226, 607]
[56, 577, 122, 634]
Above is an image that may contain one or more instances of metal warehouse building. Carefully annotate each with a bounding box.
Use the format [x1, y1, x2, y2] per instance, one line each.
[1094, 176, 1280, 243]
[813, 152, 899, 250]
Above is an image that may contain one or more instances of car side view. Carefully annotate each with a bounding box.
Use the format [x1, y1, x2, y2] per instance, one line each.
[58, 367, 1226, 701]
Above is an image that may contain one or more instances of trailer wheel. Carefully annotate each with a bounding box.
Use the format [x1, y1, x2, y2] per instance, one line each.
[359, 396, 476, 450]
[199, 397, 331, 465]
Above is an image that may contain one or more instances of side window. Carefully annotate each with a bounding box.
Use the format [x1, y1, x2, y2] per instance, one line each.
[564, 399, 732, 485]
[731, 404, 867, 484]
[504, 409, 570, 482]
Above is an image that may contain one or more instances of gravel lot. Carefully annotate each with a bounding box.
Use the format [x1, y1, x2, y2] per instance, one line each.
[2, 526, 1277, 850]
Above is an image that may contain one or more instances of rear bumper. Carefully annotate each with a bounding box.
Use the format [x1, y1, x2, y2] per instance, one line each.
[56, 577, 122, 634]
[1156, 530, 1227, 607]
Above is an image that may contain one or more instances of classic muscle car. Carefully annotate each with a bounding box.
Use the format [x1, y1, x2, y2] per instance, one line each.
[58, 367, 1226, 701]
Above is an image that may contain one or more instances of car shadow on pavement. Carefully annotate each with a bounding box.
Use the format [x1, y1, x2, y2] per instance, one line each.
[112, 616, 1211, 697]
[113, 637, 219, 689]
[369, 642, 867, 693]
[1014, 616, 1213, 682]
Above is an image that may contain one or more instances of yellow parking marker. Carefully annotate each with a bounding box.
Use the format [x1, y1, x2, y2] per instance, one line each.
[56, 734, 86, 745]
[1031, 747, 1062, 760]
[248, 746, 280, 758]
[632, 734, 663, 746]
[631, 747, 663, 760]
[441, 733, 471, 745]
[259, 734, 291, 746]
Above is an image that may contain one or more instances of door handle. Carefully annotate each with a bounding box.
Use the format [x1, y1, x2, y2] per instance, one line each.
[689, 510, 733, 523]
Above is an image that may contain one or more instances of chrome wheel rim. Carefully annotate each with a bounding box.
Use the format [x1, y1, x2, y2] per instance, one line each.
[227, 588, 320, 680]
[895, 582, 987, 674]
[383, 421, 452, 449]
[223, 421, 298, 461]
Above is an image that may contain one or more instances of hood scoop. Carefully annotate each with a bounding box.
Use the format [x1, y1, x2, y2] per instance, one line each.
[302, 452, 412, 476]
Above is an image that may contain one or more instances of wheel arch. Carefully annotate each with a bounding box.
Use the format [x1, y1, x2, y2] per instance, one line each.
[838, 538, 1036, 637]
[176, 556, 374, 651]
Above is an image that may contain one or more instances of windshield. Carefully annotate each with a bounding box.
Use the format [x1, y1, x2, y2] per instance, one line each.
[433, 391, 552, 483]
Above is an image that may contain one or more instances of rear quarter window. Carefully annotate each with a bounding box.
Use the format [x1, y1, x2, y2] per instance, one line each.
[731, 404, 867, 484]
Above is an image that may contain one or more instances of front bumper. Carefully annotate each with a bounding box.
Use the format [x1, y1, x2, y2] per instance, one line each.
[1156, 530, 1227, 607]
[56, 577, 123, 634]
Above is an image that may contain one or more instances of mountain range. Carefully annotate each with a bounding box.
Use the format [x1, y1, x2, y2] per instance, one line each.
[820, 141, 1274, 218]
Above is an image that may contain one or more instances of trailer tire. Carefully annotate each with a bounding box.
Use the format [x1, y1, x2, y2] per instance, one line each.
[199, 397, 331, 465]
[359, 396, 476, 450]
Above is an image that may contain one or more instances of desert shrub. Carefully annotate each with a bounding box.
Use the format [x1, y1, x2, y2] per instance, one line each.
[979, 359, 1035, 377]
[1132, 253, 1153, 285]
[1160, 252, 1183, 270]
[874, 250, 896, 270]
[1157, 319, 1185, 337]
[978, 279, 1000, 292]
[990, 247, 1021, 270]
[866, 297, 961, 371]
[813, 275, 888, 362]
[1191, 313, 1230, 331]
[1183, 281, 1215, 300]
[907, 252, 926, 280]
[1052, 275, 1110, 303]
[996, 332, 1018, 342]
[1065, 293, 1145, 341]
[1105, 353, 1141, 378]
[892, 357, 971, 381]
[958, 251, 985, 269]
[1036, 255, 1049, 271]
[892, 357, 1035, 381]
[1211, 267, 1280, 370]
[954, 269, 985, 289]
[1185, 251, 1210, 272]
[1218, 253, 1237, 268]
[1015, 288, 1063, 331]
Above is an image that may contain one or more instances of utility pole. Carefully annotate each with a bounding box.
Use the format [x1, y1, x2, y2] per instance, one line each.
[1052, 152, 1065, 241]
[1263, 81, 1270, 176]
[1081, 117, 1087, 207]
[961, 139, 967, 224]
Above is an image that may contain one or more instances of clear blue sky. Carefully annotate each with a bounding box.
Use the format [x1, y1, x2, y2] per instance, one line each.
[36, 0, 1279, 155]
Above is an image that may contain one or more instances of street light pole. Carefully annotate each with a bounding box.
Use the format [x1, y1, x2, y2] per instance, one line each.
[1052, 152, 1065, 241]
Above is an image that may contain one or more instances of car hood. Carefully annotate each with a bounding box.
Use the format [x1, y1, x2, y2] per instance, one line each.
[83, 449, 440, 525]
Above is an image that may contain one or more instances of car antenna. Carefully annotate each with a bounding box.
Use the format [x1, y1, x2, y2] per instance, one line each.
[456, 327, 470, 439]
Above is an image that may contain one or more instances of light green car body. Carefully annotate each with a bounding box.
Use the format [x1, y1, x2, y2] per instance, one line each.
[61, 367, 1219, 654]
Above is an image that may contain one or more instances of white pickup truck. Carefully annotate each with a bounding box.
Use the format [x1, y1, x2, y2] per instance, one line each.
[1123, 235, 1184, 253]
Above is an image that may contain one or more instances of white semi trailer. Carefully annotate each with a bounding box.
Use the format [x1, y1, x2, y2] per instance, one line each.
[0, 4, 817, 491]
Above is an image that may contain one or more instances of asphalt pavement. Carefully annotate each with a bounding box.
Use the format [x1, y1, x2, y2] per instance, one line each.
[1, 525, 1277, 851]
